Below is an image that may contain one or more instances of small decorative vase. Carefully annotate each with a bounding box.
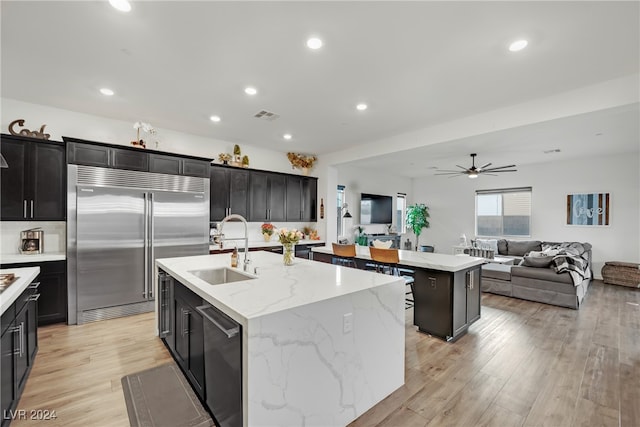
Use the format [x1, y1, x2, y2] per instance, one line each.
[283, 242, 294, 266]
[263, 233, 271, 242]
[300, 167, 309, 176]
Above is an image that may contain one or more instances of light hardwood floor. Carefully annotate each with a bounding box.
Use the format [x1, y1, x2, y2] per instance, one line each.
[12, 280, 640, 427]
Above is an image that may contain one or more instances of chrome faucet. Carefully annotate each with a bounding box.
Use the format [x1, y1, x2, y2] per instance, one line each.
[218, 214, 251, 271]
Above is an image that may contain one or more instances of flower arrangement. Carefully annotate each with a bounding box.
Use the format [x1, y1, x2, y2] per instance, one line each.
[278, 228, 304, 245]
[261, 223, 274, 236]
[218, 153, 231, 163]
[287, 152, 317, 171]
[132, 121, 156, 148]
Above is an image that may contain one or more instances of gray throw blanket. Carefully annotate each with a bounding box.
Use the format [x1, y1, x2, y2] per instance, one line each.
[549, 243, 591, 286]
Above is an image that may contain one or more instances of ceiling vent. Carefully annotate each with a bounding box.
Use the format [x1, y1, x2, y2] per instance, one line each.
[254, 110, 280, 121]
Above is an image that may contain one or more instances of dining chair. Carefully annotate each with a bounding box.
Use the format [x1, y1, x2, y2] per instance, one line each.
[368, 247, 415, 309]
[331, 243, 357, 268]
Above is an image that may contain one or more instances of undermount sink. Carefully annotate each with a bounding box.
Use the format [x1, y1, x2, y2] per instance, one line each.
[189, 267, 255, 285]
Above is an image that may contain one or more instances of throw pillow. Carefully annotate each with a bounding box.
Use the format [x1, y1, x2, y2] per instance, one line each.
[507, 240, 542, 256]
[497, 239, 508, 255]
[519, 255, 554, 268]
[476, 238, 499, 253]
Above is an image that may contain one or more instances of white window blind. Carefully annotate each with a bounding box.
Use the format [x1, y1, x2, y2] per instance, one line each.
[476, 187, 531, 237]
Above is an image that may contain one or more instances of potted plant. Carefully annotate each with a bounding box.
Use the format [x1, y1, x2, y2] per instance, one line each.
[261, 223, 274, 242]
[233, 144, 242, 163]
[242, 155, 249, 168]
[406, 203, 430, 250]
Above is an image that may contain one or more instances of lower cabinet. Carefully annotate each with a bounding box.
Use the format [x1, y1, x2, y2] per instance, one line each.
[413, 266, 481, 341]
[0, 261, 66, 326]
[158, 270, 242, 427]
[1, 279, 39, 427]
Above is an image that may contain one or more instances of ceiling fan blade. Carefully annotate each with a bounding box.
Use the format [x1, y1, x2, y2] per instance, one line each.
[481, 164, 516, 171]
[484, 169, 517, 173]
[479, 162, 492, 170]
[455, 165, 468, 170]
[435, 171, 465, 175]
[436, 169, 466, 173]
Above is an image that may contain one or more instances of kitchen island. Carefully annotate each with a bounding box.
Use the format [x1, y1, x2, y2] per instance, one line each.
[311, 246, 486, 341]
[155, 251, 404, 427]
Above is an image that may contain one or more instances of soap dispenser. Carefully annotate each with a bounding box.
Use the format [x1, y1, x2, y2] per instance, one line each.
[231, 246, 239, 268]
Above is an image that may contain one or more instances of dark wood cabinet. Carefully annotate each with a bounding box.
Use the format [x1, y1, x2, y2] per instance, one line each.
[210, 166, 249, 221]
[1, 134, 66, 221]
[0, 280, 39, 427]
[150, 154, 209, 178]
[286, 176, 304, 221]
[413, 266, 481, 342]
[0, 261, 67, 326]
[164, 277, 205, 401]
[294, 243, 325, 259]
[302, 177, 317, 222]
[249, 171, 286, 222]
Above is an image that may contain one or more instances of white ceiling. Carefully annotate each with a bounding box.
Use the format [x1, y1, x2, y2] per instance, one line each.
[2, 1, 639, 173]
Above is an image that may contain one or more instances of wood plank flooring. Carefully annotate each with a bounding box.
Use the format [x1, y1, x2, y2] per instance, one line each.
[11, 280, 639, 427]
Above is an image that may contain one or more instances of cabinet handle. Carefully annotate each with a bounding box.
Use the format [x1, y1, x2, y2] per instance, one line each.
[429, 277, 437, 288]
[467, 271, 474, 289]
[19, 322, 25, 357]
[181, 309, 190, 336]
[29, 281, 40, 289]
[30, 200, 34, 218]
[23, 200, 27, 218]
[29, 293, 41, 302]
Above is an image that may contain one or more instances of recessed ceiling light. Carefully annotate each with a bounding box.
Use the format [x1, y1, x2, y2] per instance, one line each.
[244, 87, 257, 95]
[356, 103, 368, 111]
[210, 115, 221, 123]
[306, 38, 323, 50]
[508, 39, 528, 52]
[99, 88, 114, 96]
[109, 0, 131, 12]
[283, 134, 292, 140]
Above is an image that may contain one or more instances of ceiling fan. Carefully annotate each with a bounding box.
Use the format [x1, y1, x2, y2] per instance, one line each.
[435, 153, 517, 179]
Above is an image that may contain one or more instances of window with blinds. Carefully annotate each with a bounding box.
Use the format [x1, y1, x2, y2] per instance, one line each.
[476, 187, 531, 237]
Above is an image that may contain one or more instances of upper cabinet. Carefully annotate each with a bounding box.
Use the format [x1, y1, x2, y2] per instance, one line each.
[1, 134, 66, 221]
[286, 176, 317, 222]
[210, 166, 249, 222]
[248, 171, 286, 222]
[65, 137, 209, 177]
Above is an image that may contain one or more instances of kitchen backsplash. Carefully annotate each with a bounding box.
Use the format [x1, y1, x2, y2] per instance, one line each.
[210, 221, 321, 243]
[0, 221, 66, 254]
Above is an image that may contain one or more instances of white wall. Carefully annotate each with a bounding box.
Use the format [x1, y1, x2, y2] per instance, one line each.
[335, 165, 412, 244]
[1, 98, 328, 240]
[411, 152, 640, 279]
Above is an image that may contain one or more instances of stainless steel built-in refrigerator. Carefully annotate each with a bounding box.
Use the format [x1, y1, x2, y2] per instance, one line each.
[67, 165, 209, 324]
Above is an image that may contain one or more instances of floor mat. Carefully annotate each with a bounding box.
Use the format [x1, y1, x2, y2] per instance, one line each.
[121, 363, 213, 427]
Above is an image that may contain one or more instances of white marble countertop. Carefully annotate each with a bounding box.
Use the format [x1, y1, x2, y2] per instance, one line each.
[312, 245, 485, 272]
[209, 240, 325, 251]
[156, 251, 402, 326]
[0, 267, 40, 315]
[0, 252, 66, 265]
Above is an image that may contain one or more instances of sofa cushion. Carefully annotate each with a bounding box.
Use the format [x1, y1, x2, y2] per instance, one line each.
[497, 239, 508, 255]
[520, 255, 554, 268]
[481, 263, 512, 281]
[511, 265, 573, 284]
[507, 240, 542, 256]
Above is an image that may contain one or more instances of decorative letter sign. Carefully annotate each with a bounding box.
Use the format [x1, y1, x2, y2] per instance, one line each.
[567, 193, 610, 226]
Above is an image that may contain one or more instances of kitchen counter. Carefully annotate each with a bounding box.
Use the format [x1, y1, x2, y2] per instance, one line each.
[0, 267, 40, 315]
[156, 251, 404, 427]
[0, 252, 66, 265]
[312, 245, 485, 272]
[209, 239, 324, 252]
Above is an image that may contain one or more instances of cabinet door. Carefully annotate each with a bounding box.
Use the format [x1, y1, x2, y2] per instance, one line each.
[268, 174, 287, 222]
[13, 308, 29, 394]
[0, 137, 28, 220]
[31, 142, 66, 220]
[149, 154, 181, 175]
[286, 176, 303, 221]
[37, 261, 67, 325]
[182, 159, 209, 178]
[302, 178, 317, 222]
[112, 148, 148, 171]
[249, 171, 269, 222]
[188, 309, 205, 400]
[1, 326, 15, 423]
[413, 270, 453, 339]
[210, 167, 230, 221]
[228, 169, 249, 218]
[26, 298, 38, 365]
[67, 142, 110, 167]
[466, 268, 481, 325]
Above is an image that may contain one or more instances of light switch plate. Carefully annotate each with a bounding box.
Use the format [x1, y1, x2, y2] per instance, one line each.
[343, 313, 353, 334]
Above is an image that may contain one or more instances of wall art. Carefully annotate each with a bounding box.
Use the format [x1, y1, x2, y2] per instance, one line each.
[566, 193, 610, 226]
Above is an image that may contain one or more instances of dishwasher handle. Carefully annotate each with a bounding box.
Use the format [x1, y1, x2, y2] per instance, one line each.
[196, 304, 240, 339]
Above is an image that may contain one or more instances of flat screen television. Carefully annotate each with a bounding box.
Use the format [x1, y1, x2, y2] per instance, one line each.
[360, 193, 393, 224]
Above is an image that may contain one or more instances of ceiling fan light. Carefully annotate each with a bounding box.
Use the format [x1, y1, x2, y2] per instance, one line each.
[468, 172, 478, 179]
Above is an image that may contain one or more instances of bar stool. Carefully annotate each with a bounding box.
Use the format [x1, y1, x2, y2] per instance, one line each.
[332, 243, 357, 268]
[368, 247, 415, 309]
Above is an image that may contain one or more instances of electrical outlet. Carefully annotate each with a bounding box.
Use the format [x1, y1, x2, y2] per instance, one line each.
[343, 313, 353, 334]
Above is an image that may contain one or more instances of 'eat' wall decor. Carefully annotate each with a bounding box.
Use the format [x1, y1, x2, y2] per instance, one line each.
[566, 193, 610, 226]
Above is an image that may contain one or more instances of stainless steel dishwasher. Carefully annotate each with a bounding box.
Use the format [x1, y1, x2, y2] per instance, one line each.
[195, 304, 242, 427]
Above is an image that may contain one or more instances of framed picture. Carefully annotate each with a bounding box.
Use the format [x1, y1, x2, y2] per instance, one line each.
[566, 193, 610, 226]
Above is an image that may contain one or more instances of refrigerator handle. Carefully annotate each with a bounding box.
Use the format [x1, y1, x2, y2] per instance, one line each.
[149, 192, 155, 299]
[143, 193, 149, 298]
